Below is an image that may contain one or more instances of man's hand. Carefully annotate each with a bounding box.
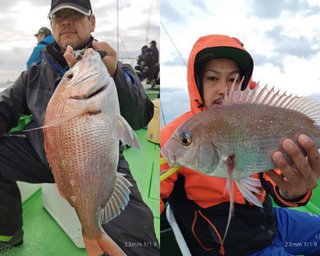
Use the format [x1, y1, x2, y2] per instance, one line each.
[63, 45, 77, 67]
[92, 40, 117, 77]
[267, 134, 320, 200]
[63, 41, 118, 77]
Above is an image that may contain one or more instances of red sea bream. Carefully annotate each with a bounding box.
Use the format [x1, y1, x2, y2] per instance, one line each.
[161, 83, 320, 241]
[44, 48, 140, 256]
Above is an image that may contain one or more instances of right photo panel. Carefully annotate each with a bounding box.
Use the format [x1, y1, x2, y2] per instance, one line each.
[160, 0, 320, 255]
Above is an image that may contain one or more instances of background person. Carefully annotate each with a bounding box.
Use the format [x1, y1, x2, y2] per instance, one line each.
[26, 27, 55, 68]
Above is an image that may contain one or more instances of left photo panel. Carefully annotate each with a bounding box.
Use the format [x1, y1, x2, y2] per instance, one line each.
[0, 0, 160, 255]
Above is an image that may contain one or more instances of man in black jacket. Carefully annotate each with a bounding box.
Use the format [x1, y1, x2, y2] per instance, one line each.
[0, 0, 159, 255]
[146, 40, 159, 84]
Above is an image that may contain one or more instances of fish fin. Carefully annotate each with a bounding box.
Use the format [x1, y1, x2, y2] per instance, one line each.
[24, 102, 99, 132]
[235, 177, 263, 207]
[224, 82, 320, 126]
[101, 173, 132, 224]
[222, 154, 235, 242]
[83, 231, 126, 256]
[116, 115, 142, 150]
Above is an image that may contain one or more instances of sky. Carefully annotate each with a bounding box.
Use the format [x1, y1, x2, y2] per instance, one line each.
[160, 0, 320, 97]
[0, 0, 159, 83]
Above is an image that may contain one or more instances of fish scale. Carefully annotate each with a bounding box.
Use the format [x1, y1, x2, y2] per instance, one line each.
[48, 117, 116, 236]
[43, 48, 140, 256]
[164, 100, 320, 180]
[212, 103, 320, 178]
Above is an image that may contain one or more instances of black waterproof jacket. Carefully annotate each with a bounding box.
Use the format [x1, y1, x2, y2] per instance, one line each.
[0, 38, 154, 163]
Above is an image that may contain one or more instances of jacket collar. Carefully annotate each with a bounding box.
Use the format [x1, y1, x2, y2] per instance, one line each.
[43, 36, 94, 76]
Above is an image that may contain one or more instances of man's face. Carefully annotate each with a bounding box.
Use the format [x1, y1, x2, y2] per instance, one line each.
[50, 9, 95, 51]
[201, 58, 241, 108]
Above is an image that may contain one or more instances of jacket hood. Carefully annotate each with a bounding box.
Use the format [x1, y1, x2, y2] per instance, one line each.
[187, 34, 254, 114]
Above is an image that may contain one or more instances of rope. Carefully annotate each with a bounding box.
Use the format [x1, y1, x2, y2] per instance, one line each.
[145, 0, 154, 43]
[160, 99, 167, 126]
[160, 157, 180, 181]
[160, 19, 187, 66]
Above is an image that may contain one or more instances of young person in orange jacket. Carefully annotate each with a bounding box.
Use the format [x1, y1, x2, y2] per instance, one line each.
[160, 34, 320, 256]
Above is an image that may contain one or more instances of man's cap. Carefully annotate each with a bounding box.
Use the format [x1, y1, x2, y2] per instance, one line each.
[195, 36, 254, 90]
[49, 0, 92, 17]
[34, 27, 52, 37]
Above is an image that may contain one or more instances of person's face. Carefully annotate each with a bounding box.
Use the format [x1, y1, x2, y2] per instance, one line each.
[201, 58, 241, 108]
[50, 9, 95, 51]
[36, 33, 45, 43]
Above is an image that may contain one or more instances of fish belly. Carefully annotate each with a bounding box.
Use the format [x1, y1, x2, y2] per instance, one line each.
[214, 104, 320, 179]
[44, 114, 118, 238]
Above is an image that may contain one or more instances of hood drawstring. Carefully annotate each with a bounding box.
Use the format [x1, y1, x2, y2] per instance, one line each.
[195, 99, 205, 110]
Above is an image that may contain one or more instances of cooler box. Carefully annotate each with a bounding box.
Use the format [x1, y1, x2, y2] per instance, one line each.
[147, 98, 160, 144]
[18, 182, 41, 203]
[41, 184, 85, 248]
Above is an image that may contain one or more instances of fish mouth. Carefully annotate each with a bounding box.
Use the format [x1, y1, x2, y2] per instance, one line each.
[85, 85, 107, 99]
[70, 85, 107, 100]
[161, 147, 176, 166]
[213, 98, 223, 105]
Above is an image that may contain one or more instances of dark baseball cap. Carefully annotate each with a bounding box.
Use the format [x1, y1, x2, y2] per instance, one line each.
[34, 27, 52, 36]
[48, 0, 92, 17]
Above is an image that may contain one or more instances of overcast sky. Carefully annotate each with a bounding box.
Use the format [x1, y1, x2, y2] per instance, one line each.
[0, 0, 159, 82]
[160, 0, 320, 97]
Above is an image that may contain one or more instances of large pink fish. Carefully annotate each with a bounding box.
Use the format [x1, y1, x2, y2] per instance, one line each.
[44, 48, 140, 256]
[161, 84, 320, 240]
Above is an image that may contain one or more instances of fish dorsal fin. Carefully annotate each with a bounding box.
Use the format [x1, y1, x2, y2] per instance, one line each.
[235, 177, 263, 207]
[116, 115, 142, 150]
[224, 81, 320, 125]
[101, 173, 132, 224]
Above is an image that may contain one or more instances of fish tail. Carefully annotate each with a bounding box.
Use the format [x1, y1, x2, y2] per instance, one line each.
[84, 231, 127, 256]
[97, 232, 127, 256]
[101, 173, 132, 224]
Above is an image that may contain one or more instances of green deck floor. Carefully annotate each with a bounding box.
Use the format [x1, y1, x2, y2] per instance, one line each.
[3, 129, 159, 256]
[289, 180, 320, 214]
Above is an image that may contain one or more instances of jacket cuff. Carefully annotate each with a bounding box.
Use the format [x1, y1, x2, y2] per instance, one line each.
[274, 186, 312, 207]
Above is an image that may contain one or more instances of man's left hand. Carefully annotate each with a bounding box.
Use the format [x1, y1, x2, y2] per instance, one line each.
[267, 134, 320, 200]
[92, 40, 117, 77]
[63, 41, 118, 77]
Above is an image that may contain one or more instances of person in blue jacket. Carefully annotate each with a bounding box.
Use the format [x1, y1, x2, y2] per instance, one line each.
[26, 27, 55, 68]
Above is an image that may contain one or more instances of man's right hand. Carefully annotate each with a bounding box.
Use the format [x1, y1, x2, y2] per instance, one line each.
[63, 45, 78, 68]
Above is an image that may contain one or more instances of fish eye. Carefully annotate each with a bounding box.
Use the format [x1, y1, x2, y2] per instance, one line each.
[66, 73, 74, 81]
[179, 131, 192, 146]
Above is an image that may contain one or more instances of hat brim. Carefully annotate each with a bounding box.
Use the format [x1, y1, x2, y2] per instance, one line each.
[195, 46, 253, 89]
[48, 4, 91, 17]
